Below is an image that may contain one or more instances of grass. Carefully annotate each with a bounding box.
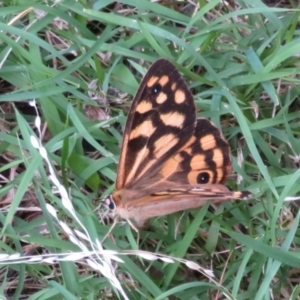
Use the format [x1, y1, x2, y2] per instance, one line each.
[0, 0, 300, 299]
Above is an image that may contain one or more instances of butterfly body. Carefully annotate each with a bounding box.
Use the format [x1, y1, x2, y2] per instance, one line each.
[105, 59, 251, 227]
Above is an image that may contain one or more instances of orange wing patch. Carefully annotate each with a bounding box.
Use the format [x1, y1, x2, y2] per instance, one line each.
[174, 89, 186, 103]
[159, 112, 185, 128]
[200, 134, 216, 150]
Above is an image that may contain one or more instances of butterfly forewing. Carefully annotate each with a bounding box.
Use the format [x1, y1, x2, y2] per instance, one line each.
[116, 59, 196, 190]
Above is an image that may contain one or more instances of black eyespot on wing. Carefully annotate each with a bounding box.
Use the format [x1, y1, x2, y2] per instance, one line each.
[197, 172, 210, 184]
[151, 84, 161, 94]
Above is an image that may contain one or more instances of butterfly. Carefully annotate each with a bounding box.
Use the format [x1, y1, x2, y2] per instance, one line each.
[105, 59, 251, 228]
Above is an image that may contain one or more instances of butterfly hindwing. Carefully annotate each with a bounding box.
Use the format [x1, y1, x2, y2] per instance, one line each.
[162, 118, 232, 185]
[124, 118, 232, 197]
[116, 59, 196, 190]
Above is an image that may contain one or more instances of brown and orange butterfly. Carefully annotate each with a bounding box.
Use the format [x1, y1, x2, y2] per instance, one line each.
[105, 59, 251, 227]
